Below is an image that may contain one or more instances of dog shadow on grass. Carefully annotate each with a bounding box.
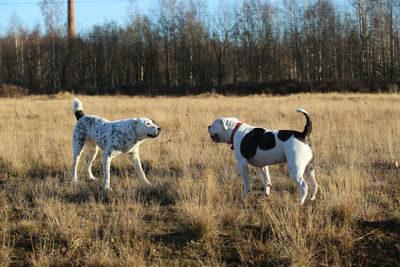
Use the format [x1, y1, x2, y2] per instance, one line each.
[63, 174, 176, 206]
[62, 163, 181, 206]
[63, 179, 178, 206]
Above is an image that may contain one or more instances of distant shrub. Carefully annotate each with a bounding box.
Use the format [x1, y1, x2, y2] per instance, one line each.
[0, 84, 29, 98]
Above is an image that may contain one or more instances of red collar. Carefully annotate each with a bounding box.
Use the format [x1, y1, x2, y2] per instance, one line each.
[230, 122, 242, 149]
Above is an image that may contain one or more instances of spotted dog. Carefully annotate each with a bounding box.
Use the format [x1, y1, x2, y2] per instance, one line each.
[72, 98, 161, 191]
[208, 109, 317, 205]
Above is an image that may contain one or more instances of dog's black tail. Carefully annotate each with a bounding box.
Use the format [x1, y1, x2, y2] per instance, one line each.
[73, 98, 85, 120]
[296, 109, 312, 138]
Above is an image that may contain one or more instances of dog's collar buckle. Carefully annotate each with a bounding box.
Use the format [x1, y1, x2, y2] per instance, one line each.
[230, 122, 242, 150]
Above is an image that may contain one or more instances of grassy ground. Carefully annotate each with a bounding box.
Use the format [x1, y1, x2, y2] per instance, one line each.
[0, 93, 399, 266]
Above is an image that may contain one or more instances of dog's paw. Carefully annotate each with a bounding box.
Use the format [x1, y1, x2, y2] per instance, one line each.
[104, 186, 113, 192]
[141, 178, 151, 185]
[262, 186, 271, 196]
[297, 200, 306, 206]
[242, 190, 250, 198]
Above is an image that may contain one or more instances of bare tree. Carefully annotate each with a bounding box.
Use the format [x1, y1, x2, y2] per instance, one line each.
[7, 12, 26, 85]
[284, 0, 301, 80]
[0, 0, 399, 95]
[158, 0, 178, 89]
[40, 0, 65, 92]
[350, 0, 373, 80]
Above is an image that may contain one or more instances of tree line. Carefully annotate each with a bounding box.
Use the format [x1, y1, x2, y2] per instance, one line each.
[0, 0, 399, 95]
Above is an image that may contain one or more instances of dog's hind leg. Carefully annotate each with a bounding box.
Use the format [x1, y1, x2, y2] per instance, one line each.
[85, 140, 99, 180]
[285, 141, 313, 205]
[288, 166, 308, 205]
[286, 160, 308, 205]
[72, 141, 84, 183]
[259, 166, 271, 196]
[304, 165, 317, 201]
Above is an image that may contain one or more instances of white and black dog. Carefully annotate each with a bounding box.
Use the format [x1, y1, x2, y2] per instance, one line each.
[72, 98, 161, 191]
[208, 109, 317, 205]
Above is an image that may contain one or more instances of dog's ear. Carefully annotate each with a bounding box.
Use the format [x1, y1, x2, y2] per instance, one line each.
[217, 118, 228, 130]
[222, 117, 239, 130]
[222, 119, 230, 130]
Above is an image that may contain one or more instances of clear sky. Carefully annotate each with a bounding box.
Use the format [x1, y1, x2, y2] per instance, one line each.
[0, 0, 350, 36]
[0, 0, 150, 35]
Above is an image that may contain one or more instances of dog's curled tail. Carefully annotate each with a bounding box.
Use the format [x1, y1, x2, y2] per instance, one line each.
[296, 108, 312, 138]
[73, 98, 85, 120]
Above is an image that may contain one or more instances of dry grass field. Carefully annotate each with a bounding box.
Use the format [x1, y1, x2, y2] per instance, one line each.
[0, 93, 399, 266]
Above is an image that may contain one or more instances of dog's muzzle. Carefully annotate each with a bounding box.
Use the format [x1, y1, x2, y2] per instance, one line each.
[210, 134, 220, 142]
[148, 127, 162, 138]
[208, 126, 220, 142]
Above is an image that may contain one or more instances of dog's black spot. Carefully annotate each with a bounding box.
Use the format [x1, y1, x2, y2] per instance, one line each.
[86, 117, 96, 126]
[240, 128, 276, 159]
[75, 110, 85, 120]
[277, 130, 305, 142]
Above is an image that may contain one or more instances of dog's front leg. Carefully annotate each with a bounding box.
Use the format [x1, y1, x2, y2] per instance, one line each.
[102, 150, 114, 191]
[237, 161, 250, 197]
[129, 153, 151, 185]
[72, 142, 84, 183]
[259, 166, 271, 196]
